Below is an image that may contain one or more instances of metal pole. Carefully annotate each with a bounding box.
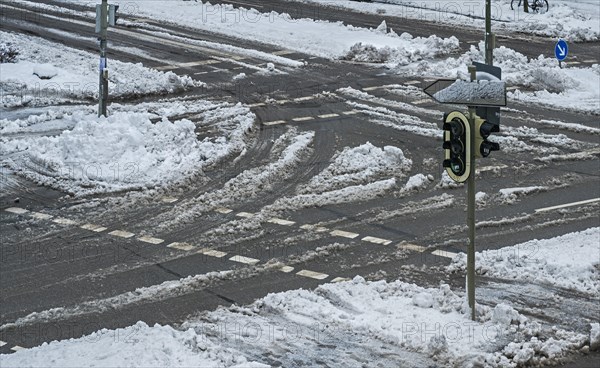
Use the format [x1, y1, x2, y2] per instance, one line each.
[467, 65, 477, 321]
[98, 0, 108, 117]
[485, 0, 493, 65]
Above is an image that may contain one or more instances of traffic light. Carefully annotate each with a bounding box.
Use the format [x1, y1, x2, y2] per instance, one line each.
[442, 111, 471, 183]
[474, 116, 500, 158]
[109, 4, 119, 26]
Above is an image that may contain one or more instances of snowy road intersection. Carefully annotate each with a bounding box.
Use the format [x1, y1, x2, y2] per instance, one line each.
[1, 0, 599, 366]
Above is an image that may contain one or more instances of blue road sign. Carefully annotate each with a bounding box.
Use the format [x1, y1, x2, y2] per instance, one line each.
[555, 39, 568, 61]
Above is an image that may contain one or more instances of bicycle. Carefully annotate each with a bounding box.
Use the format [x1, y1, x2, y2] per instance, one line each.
[511, 0, 549, 14]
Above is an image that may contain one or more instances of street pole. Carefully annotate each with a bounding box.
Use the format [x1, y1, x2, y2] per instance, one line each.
[98, 0, 108, 117]
[485, 0, 494, 65]
[467, 65, 477, 321]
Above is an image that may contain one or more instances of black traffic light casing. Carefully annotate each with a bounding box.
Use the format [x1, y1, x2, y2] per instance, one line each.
[442, 111, 471, 183]
[474, 116, 500, 158]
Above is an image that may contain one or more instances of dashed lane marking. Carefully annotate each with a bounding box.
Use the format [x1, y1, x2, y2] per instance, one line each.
[296, 270, 329, 280]
[566, 61, 581, 65]
[268, 218, 296, 226]
[330, 229, 360, 239]
[214, 207, 234, 214]
[292, 116, 314, 122]
[229, 255, 260, 265]
[361, 236, 392, 245]
[160, 197, 178, 204]
[300, 224, 329, 232]
[342, 110, 359, 115]
[5, 207, 28, 214]
[362, 84, 397, 91]
[167, 242, 194, 251]
[199, 248, 228, 258]
[431, 249, 459, 259]
[318, 113, 339, 119]
[80, 223, 107, 232]
[399, 243, 427, 252]
[30, 212, 53, 220]
[535, 198, 600, 213]
[0, 340, 6, 347]
[236, 212, 255, 218]
[276, 100, 290, 105]
[52, 218, 77, 226]
[109, 230, 135, 239]
[10, 346, 24, 352]
[263, 120, 287, 126]
[138, 236, 164, 245]
[279, 266, 295, 273]
[247, 102, 266, 107]
[331, 277, 351, 283]
[293, 96, 316, 102]
[583, 59, 598, 63]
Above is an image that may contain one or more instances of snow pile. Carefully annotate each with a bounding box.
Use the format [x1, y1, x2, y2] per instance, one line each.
[402, 173, 433, 191]
[0, 321, 267, 368]
[498, 186, 547, 203]
[448, 227, 600, 294]
[0, 42, 19, 63]
[0, 31, 199, 107]
[1, 101, 255, 195]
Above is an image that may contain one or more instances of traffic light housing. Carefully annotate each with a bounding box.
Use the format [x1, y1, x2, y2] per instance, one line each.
[109, 4, 119, 26]
[474, 116, 500, 158]
[442, 111, 471, 183]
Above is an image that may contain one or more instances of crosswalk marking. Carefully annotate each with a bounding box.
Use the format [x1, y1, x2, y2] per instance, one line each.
[52, 218, 77, 226]
[167, 242, 194, 251]
[10, 346, 24, 351]
[292, 116, 314, 122]
[330, 229, 360, 239]
[109, 230, 135, 238]
[236, 212, 255, 218]
[30, 212, 53, 220]
[331, 277, 351, 283]
[199, 249, 228, 258]
[80, 223, 107, 232]
[229, 255, 260, 265]
[399, 243, 427, 252]
[268, 218, 296, 226]
[432, 249, 459, 259]
[279, 266, 295, 273]
[214, 207, 233, 214]
[361, 236, 392, 245]
[5, 207, 28, 214]
[138, 236, 164, 245]
[296, 270, 329, 280]
[300, 224, 329, 232]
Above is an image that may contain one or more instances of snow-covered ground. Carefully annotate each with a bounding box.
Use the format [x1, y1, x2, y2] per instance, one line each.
[2, 228, 598, 367]
[0, 31, 198, 108]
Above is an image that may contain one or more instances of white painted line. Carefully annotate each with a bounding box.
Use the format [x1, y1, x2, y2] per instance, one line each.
[432, 249, 459, 259]
[292, 116, 314, 122]
[342, 110, 359, 115]
[296, 269, 329, 280]
[247, 102, 266, 107]
[331, 277, 351, 283]
[466, 40, 478, 44]
[214, 207, 233, 214]
[535, 198, 600, 213]
[268, 218, 296, 226]
[109, 230, 135, 239]
[477, 164, 508, 173]
[5, 207, 28, 214]
[399, 243, 427, 252]
[293, 96, 315, 102]
[236, 212, 254, 218]
[0, 340, 6, 347]
[167, 242, 194, 251]
[138, 236, 164, 245]
[300, 224, 329, 232]
[263, 120, 287, 126]
[361, 236, 392, 245]
[80, 223, 107, 232]
[330, 229, 360, 239]
[161, 197, 178, 204]
[405, 80, 421, 85]
[30, 212, 53, 220]
[200, 249, 228, 258]
[10, 346, 24, 351]
[280, 265, 294, 273]
[52, 218, 77, 226]
[566, 61, 581, 65]
[362, 86, 379, 91]
[229, 255, 260, 265]
[583, 59, 598, 63]
[195, 71, 209, 75]
[318, 113, 339, 119]
[412, 99, 431, 105]
[272, 49, 295, 56]
[276, 99, 290, 105]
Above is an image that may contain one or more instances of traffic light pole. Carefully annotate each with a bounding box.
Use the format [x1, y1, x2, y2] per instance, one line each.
[485, 0, 494, 65]
[98, 0, 108, 117]
[467, 66, 477, 321]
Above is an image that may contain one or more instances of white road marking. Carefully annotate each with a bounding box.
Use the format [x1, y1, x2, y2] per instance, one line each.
[272, 49, 295, 56]
[109, 230, 135, 238]
[247, 102, 266, 107]
[263, 120, 287, 126]
[5, 207, 28, 214]
[330, 229, 360, 239]
[506, 86, 519, 91]
[361, 236, 392, 245]
[293, 96, 315, 102]
[292, 116, 314, 122]
[52, 218, 77, 226]
[405, 80, 421, 85]
[300, 224, 329, 232]
[10, 346, 24, 351]
[80, 223, 107, 232]
[30, 212, 53, 220]
[161, 197, 178, 203]
[296, 270, 329, 280]
[566, 61, 581, 65]
[412, 99, 431, 105]
[318, 113, 339, 119]
[535, 198, 600, 213]
[583, 59, 598, 63]
[195, 71, 209, 75]
[362, 84, 397, 91]
[138, 236, 164, 245]
[466, 40, 478, 44]
[236, 212, 255, 218]
[279, 266, 295, 273]
[155, 59, 221, 70]
[342, 110, 359, 115]
[0, 340, 6, 347]
[331, 277, 351, 283]
[214, 207, 233, 214]
[268, 218, 296, 226]
[432, 249, 459, 259]
[167, 242, 194, 251]
[276, 99, 290, 105]
[229, 255, 260, 265]
[399, 243, 427, 252]
[200, 249, 228, 258]
[477, 164, 508, 173]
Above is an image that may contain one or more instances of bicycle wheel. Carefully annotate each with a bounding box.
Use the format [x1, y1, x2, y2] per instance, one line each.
[535, 0, 549, 14]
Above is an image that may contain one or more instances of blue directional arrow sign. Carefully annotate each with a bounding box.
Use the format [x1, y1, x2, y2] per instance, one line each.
[555, 39, 568, 61]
